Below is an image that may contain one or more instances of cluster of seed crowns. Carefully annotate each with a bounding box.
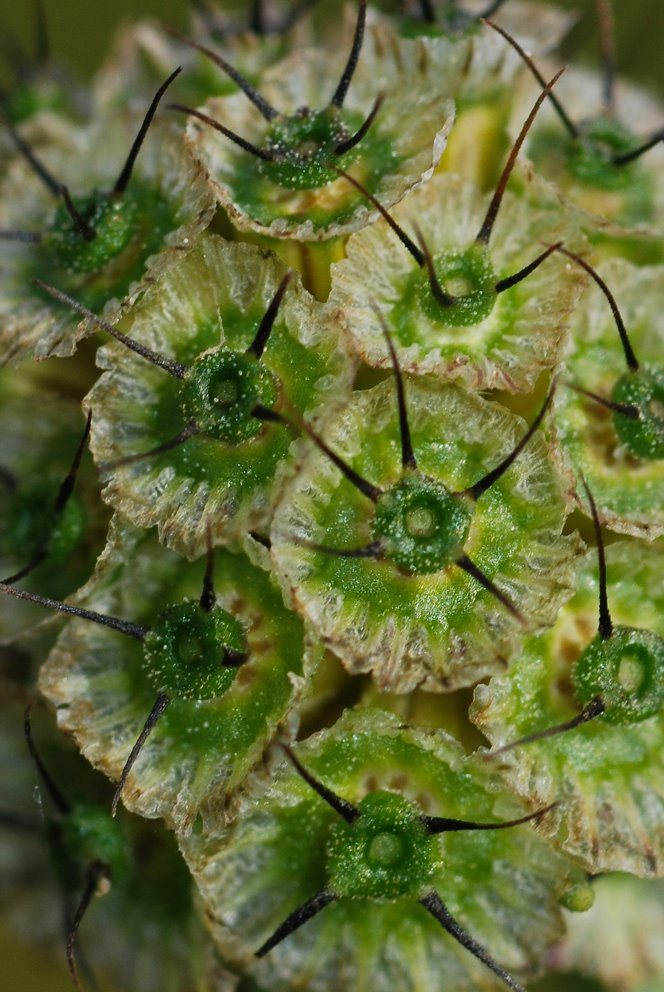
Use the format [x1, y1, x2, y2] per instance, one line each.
[1, 1, 664, 991]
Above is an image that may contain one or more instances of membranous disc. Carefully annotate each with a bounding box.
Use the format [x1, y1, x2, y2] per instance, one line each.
[86, 234, 353, 559]
[552, 258, 664, 538]
[0, 117, 215, 366]
[471, 541, 664, 877]
[186, 23, 454, 240]
[330, 169, 586, 392]
[271, 377, 578, 693]
[181, 709, 574, 992]
[38, 517, 314, 834]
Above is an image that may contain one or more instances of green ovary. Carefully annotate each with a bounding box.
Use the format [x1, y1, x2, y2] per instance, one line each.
[372, 475, 471, 574]
[180, 350, 278, 444]
[142, 600, 245, 701]
[567, 117, 639, 191]
[3, 481, 85, 564]
[611, 368, 664, 459]
[401, 246, 497, 331]
[326, 791, 437, 900]
[261, 107, 358, 190]
[32, 183, 178, 312]
[574, 626, 664, 725]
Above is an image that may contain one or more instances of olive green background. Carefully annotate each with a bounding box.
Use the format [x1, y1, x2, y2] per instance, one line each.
[0, 2, 662, 991]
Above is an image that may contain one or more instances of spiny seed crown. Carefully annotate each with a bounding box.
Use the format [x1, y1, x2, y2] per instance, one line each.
[44, 190, 140, 275]
[180, 350, 278, 444]
[372, 474, 471, 574]
[261, 108, 356, 190]
[326, 791, 438, 900]
[568, 117, 638, 190]
[142, 600, 245, 701]
[574, 626, 664, 725]
[611, 367, 664, 459]
[419, 246, 497, 327]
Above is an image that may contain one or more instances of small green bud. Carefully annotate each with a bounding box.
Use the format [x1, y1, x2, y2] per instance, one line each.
[419, 245, 497, 327]
[611, 368, 664, 460]
[326, 791, 438, 901]
[574, 626, 664, 725]
[372, 474, 471, 574]
[142, 600, 245, 701]
[180, 350, 278, 444]
[560, 882, 595, 913]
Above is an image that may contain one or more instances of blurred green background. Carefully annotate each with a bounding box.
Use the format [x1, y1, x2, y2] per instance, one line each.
[0, 2, 662, 991]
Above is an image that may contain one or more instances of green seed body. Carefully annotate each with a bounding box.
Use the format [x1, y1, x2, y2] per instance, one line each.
[262, 108, 357, 190]
[326, 791, 438, 900]
[180, 350, 278, 444]
[418, 246, 497, 328]
[611, 368, 664, 460]
[142, 600, 245, 701]
[372, 474, 471, 574]
[574, 626, 664, 725]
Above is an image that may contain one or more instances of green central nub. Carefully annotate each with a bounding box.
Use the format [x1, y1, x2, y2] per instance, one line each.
[142, 600, 246, 701]
[261, 107, 355, 190]
[44, 189, 140, 275]
[418, 246, 497, 327]
[568, 116, 638, 191]
[326, 791, 437, 901]
[60, 803, 131, 886]
[611, 367, 664, 460]
[573, 625, 664, 725]
[180, 350, 278, 444]
[2, 479, 85, 565]
[372, 475, 471, 574]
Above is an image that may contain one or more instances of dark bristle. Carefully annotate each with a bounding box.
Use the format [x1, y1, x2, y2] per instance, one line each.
[170, 103, 275, 162]
[335, 167, 424, 266]
[335, 93, 384, 156]
[580, 476, 613, 640]
[479, 0, 510, 15]
[413, 224, 455, 307]
[613, 127, 664, 167]
[170, 33, 278, 121]
[421, 802, 557, 834]
[292, 537, 384, 559]
[555, 246, 639, 372]
[113, 67, 182, 195]
[330, 0, 367, 109]
[247, 272, 292, 360]
[487, 696, 605, 756]
[252, 404, 383, 503]
[0, 228, 42, 243]
[419, 891, 526, 992]
[475, 66, 566, 245]
[563, 380, 640, 420]
[3, 113, 62, 196]
[455, 554, 524, 624]
[24, 704, 70, 816]
[102, 421, 200, 471]
[255, 889, 336, 958]
[2, 411, 92, 586]
[249, 0, 265, 33]
[32, 280, 188, 379]
[370, 301, 417, 470]
[281, 744, 359, 823]
[0, 582, 150, 641]
[418, 0, 436, 23]
[199, 520, 216, 613]
[495, 242, 561, 294]
[111, 693, 171, 817]
[461, 381, 555, 501]
[596, 0, 616, 115]
[67, 864, 108, 992]
[60, 185, 96, 241]
[483, 19, 578, 139]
